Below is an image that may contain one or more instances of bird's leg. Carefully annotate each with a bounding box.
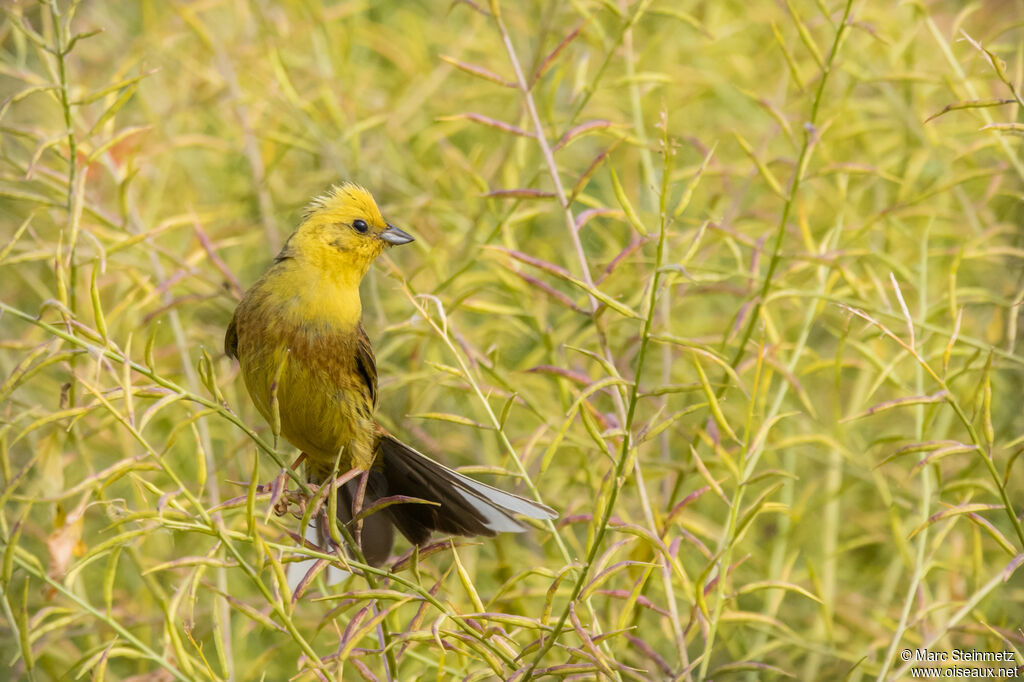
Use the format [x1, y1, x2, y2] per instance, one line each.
[272, 452, 308, 517]
[351, 469, 370, 555]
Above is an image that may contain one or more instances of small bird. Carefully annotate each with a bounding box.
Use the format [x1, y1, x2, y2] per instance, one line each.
[225, 183, 556, 568]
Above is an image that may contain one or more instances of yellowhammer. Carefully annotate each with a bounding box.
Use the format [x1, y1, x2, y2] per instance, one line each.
[226, 183, 555, 567]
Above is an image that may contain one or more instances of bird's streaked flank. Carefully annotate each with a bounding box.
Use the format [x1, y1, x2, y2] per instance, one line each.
[226, 183, 556, 570]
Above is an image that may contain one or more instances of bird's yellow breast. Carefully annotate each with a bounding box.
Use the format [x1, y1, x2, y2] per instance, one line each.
[232, 262, 376, 472]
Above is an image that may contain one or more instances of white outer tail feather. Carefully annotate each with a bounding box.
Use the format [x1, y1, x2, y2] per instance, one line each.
[401, 440, 557, 521]
[451, 486, 527, 533]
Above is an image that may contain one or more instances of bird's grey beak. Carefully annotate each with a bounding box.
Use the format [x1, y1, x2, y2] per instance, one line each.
[380, 223, 414, 246]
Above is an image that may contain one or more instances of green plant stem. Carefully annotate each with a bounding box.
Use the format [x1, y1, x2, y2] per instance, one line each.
[922, 16, 1024, 182]
[5, 557, 191, 682]
[515, 109, 675, 682]
[741, 185, 849, 679]
[875, 223, 934, 682]
[71, 371, 328, 673]
[518, 206, 663, 679]
[0, 301, 306, 489]
[887, 568, 1015, 680]
[668, 0, 855, 515]
[400, 288, 571, 560]
[491, 2, 698, 675]
[725, 0, 854, 388]
[616, 7, 689, 672]
[845, 296, 1024, 549]
[694, 3, 855, 676]
[48, 0, 78, 319]
[490, 2, 664, 676]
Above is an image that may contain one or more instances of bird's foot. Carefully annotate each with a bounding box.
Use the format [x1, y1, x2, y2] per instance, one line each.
[270, 452, 309, 517]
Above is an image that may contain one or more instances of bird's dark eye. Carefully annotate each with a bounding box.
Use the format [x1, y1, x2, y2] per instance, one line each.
[352, 219, 369, 233]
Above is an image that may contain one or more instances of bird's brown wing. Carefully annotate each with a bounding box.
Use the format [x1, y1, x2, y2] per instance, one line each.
[224, 313, 239, 360]
[354, 323, 378, 408]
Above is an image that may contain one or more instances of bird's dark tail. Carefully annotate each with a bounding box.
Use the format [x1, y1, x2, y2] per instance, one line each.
[303, 435, 556, 573]
[377, 434, 557, 550]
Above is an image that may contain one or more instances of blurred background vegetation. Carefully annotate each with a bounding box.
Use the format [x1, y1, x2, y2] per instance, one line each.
[1, 0, 1023, 679]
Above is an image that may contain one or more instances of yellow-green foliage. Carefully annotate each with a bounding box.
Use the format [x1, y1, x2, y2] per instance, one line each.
[1, 1, 1023, 680]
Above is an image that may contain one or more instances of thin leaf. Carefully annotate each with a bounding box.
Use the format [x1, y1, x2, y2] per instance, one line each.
[440, 54, 514, 87]
[734, 580, 822, 604]
[909, 503, 1003, 539]
[531, 21, 587, 86]
[841, 391, 947, 423]
[608, 165, 647, 235]
[924, 98, 1015, 123]
[410, 412, 492, 430]
[982, 122, 1024, 135]
[734, 132, 785, 199]
[484, 188, 555, 199]
[552, 119, 614, 151]
[438, 112, 532, 137]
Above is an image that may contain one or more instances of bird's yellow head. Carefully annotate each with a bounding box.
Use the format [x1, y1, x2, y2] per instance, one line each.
[281, 183, 413, 280]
